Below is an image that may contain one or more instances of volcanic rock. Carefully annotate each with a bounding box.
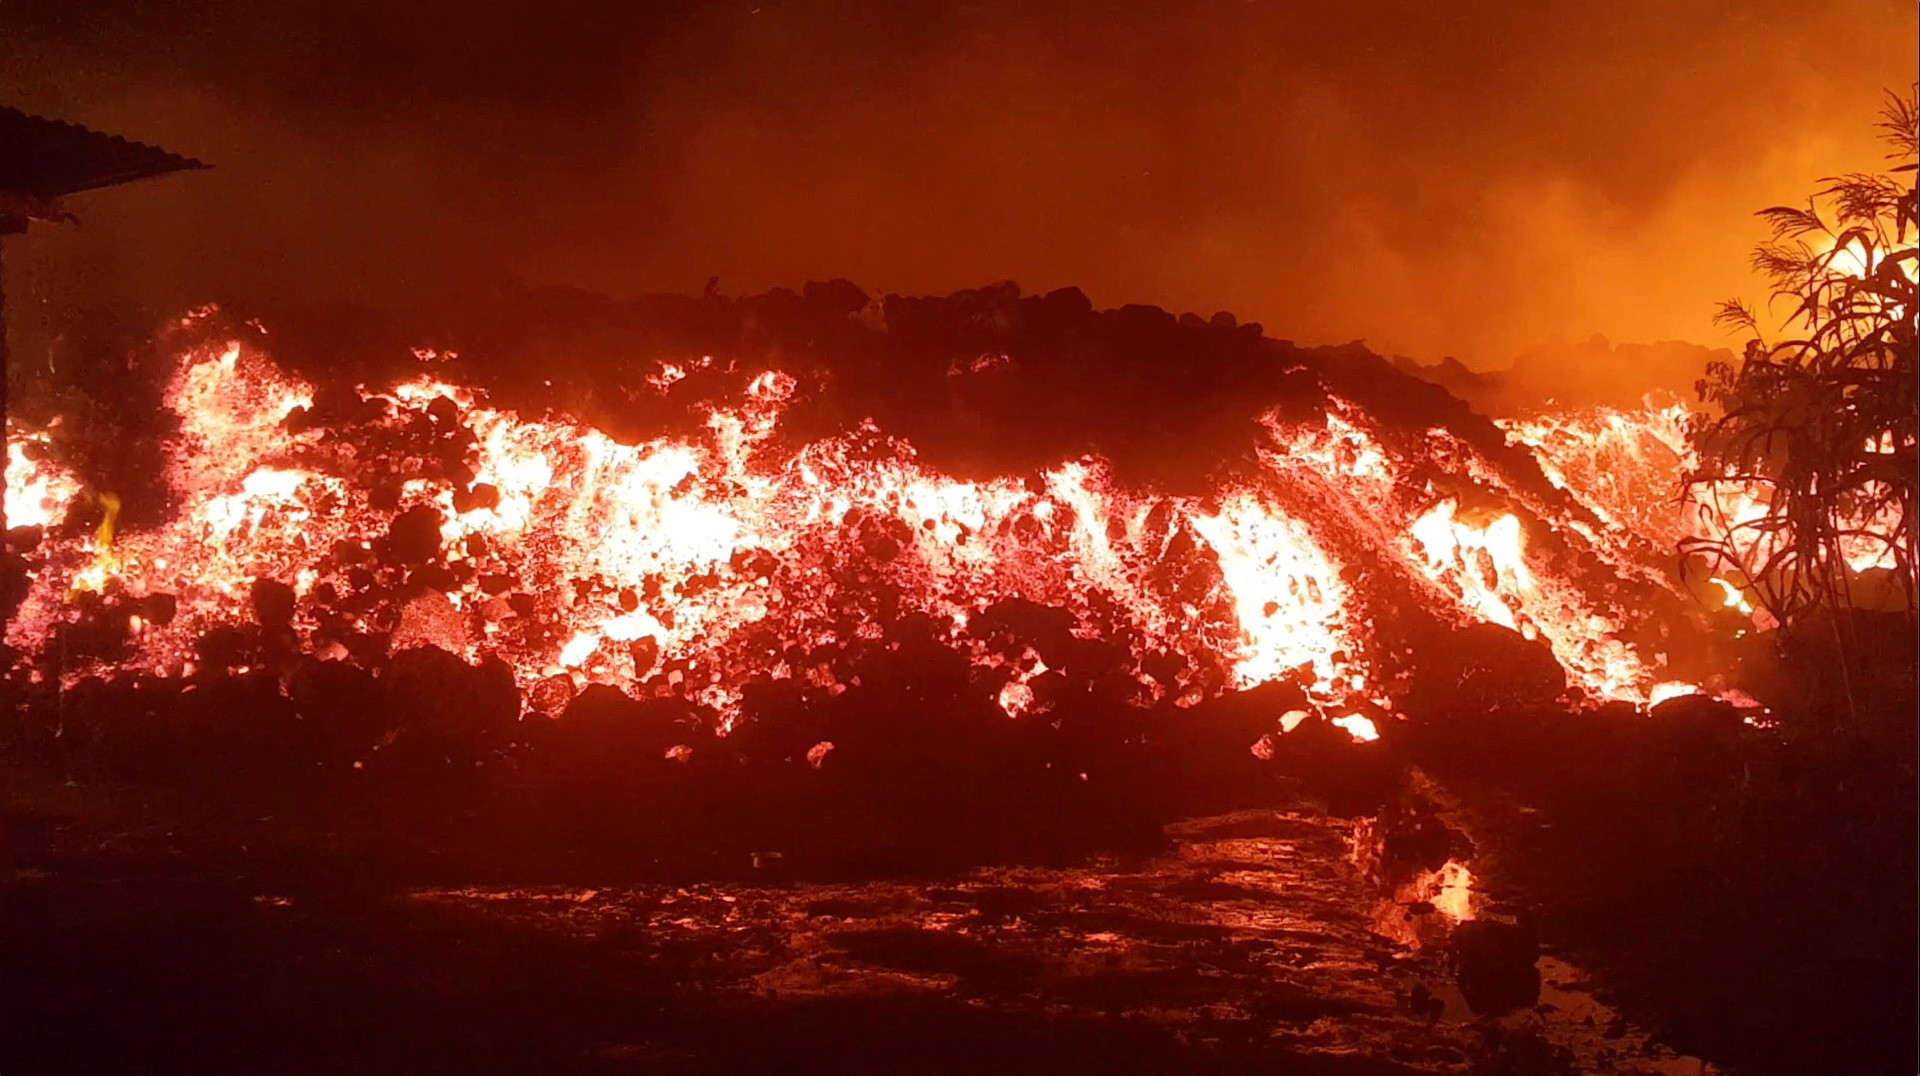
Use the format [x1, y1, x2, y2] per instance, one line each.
[452, 482, 500, 513]
[250, 577, 297, 628]
[408, 563, 460, 593]
[192, 625, 250, 671]
[1262, 710, 1405, 817]
[1646, 692, 1742, 740]
[551, 684, 703, 775]
[287, 656, 387, 764]
[974, 598, 1076, 667]
[379, 504, 445, 566]
[141, 591, 178, 626]
[629, 635, 660, 679]
[1641, 691, 1745, 786]
[425, 394, 460, 428]
[1453, 919, 1542, 1017]
[529, 673, 575, 716]
[729, 676, 824, 767]
[1405, 622, 1567, 723]
[10, 284, 1701, 815]
[474, 655, 523, 742]
[368, 480, 402, 512]
[381, 645, 520, 767]
[390, 587, 470, 654]
[801, 278, 870, 315]
[1184, 680, 1311, 759]
[1039, 285, 1093, 320]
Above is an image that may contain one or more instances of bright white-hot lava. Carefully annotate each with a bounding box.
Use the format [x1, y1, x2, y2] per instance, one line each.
[6, 335, 1724, 739]
[1502, 395, 1910, 621]
[6, 432, 82, 531]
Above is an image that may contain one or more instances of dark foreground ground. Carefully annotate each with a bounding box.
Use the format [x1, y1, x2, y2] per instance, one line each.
[4, 642, 1914, 1076]
[0, 765, 1710, 1076]
[1447, 736, 1918, 1076]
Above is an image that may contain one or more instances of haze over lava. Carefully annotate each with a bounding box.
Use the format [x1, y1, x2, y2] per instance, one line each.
[3, 0, 1914, 371]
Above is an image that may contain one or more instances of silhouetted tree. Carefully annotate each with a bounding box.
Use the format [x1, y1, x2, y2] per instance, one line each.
[1686, 88, 1916, 630]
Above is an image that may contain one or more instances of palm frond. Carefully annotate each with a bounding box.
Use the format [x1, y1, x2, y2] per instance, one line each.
[1691, 87, 1917, 633]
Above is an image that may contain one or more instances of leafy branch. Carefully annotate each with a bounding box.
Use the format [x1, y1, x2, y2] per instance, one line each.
[1685, 87, 1918, 629]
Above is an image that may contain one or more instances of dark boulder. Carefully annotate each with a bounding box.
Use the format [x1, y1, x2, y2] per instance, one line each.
[287, 657, 387, 764]
[1453, 919, 1541, 1016]
[381, 645, 519, 767]
[141, 591, 178, 626]
[452, 482, 500, 513]
[1405, 622, 1566, 722]
[250, 577, 297, 628]
[192, 624, 252, 671]
[379, 504, 445, 566]
[801, 278, 870, 316]
[1646, 692, 1742, 744]
[548, 683, 700, 775]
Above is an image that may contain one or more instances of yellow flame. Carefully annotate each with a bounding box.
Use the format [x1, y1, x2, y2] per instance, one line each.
[67, 491, 122, 599]
[1708, 577, 1753, 614]
[1647, 680, 1701, 706]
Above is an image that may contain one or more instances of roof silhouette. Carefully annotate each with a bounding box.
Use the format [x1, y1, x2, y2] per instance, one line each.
[1, 105, 206, 199]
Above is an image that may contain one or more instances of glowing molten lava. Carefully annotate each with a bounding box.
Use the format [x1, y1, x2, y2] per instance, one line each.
[6, 432, 82, 531]
[1503, 395, 1910, 621]
[7, 330, 1715, 744]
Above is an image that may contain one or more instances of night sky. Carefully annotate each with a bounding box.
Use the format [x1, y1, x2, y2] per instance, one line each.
[3, 0, 1914, 365]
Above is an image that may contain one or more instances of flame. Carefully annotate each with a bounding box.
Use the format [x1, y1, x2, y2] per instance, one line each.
[1708, 576, 1753, 614]
[1646, 680, 1702, 706]
[66, 492, 124, 599]
[1424, 860, 1475, 922]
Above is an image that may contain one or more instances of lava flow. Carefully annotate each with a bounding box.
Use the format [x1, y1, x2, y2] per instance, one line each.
[4, 307, 1716, 758]
[1503, 396, 1911, 623]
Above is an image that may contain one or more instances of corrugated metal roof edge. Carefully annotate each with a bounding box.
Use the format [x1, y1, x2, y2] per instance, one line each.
[1, 105, 208, 198]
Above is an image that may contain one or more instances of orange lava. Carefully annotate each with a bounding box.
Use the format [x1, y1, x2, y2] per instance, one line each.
[7, 333, 1734, 730]
[1503, 395, 1909, 622]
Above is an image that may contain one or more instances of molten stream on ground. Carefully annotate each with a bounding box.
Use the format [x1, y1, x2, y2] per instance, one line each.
[5, 334, 1735, 740]
[1501, 397, 1909, 621]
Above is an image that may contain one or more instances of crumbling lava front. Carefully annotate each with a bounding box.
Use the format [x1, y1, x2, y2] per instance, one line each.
[4, 291, 1722, 778]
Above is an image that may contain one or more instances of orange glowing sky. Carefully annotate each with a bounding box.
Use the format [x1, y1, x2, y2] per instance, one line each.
[2, 0, 1914, 366]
